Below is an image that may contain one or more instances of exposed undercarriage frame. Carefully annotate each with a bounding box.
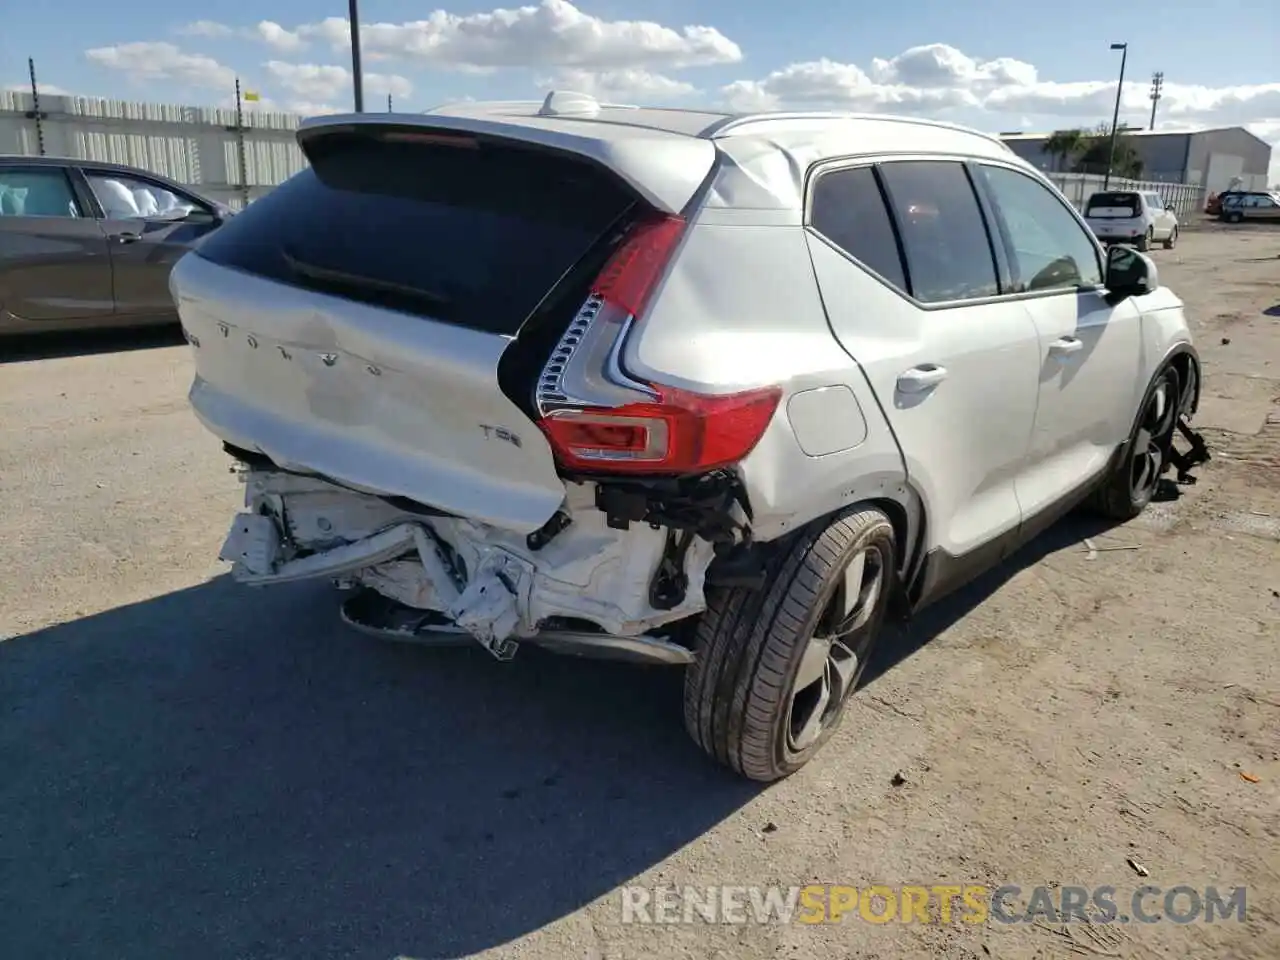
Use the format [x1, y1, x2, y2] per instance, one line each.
[217, 446, 761, 665]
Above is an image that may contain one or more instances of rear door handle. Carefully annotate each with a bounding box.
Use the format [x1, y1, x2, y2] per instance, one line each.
[111, 232, 142, 244]
[1049, 336, 1084, 355]
[896, 364, 948, 393]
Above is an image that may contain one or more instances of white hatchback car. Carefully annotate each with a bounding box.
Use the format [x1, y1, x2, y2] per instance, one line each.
[1083, 189, 1180, 250]
[171, 93, 1210, 780]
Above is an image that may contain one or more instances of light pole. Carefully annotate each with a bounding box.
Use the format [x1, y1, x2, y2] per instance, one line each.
[1104, 42, 1128, 189]
[348, 0, 364, 112]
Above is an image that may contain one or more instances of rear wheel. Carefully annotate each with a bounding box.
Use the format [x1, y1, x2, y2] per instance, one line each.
[1226, 211, 1244, 224]
[683, 506, 896, 781]
[1163, 226, 1178, 249]
[1136, 228, 1152, 251]
[1090, 366, 1181, 521]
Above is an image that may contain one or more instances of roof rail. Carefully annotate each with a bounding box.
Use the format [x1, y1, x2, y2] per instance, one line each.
[422, 93, 644, 118]
[708, 111, 1011, 149]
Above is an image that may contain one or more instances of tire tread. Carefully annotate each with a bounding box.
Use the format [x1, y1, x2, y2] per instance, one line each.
[683, 506, 895, 781]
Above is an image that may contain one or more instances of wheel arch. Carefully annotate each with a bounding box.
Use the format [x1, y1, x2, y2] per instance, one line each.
[1163, 342, 1202, 418]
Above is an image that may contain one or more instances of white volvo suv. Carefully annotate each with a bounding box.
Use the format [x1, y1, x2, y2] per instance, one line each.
[170, 92, 1209, 780]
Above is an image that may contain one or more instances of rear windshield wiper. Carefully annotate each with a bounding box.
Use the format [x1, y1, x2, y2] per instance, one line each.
[279, 248, 455, 312]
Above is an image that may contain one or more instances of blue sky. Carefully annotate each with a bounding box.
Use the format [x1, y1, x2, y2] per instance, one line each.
[5, 0, 1279, 176]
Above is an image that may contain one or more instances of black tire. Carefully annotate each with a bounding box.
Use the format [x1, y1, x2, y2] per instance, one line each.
[1227, 211, 1244, 224]
[1163, 226, 1178, 250]
[1136, 228, 1152, 252]
[1089, 365, 1181, 521]
[683, 505, 897, 781]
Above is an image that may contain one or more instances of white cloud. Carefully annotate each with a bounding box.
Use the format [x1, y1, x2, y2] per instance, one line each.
[255, 21, 308, 54]
[721, 43, 1279, 185]
[537, 68, 696, 101]
[177, 20, 233, 40]
[176, 19, 309, 53]
[263, 61, 411, 101]
[85, 42, 236, 91]
[290, 0, 741, 71]
[723, 58, 976, 113]
[721, 43, 1280, 137]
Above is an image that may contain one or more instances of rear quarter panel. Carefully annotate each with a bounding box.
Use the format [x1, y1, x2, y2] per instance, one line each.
[624, 217, 913, 543]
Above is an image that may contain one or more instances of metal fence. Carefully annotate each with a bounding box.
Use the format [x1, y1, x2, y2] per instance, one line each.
[1, 90, 307, 209]
[3, 91, 1211, 218]
[1045, 171, 1206, 219]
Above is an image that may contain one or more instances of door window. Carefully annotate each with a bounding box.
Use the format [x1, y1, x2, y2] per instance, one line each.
[809, 165, 909, 294]
[0, 168, 82, 218]
[875, 161, 1001, 304]
[976, 165, 1103, 293]
[85, 172, 200, 220]
[1145, 193, 1163, 211]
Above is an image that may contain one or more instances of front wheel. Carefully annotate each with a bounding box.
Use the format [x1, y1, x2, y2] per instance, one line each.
[1089, 366, 1181, 521]
[683, 506, 897, 781]
[1163, 226, 1178, 249]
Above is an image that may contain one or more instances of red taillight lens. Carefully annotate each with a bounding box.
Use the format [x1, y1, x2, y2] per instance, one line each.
[534, 211, 780, 476]
[539, 384, 782, 475]
[593, 215, 685, 317]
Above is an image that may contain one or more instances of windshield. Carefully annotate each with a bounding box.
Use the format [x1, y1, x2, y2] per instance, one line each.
[1086, 193, 1140, 218]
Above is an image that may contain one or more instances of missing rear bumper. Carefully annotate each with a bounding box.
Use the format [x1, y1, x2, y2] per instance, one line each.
[218, 467, 716, 662]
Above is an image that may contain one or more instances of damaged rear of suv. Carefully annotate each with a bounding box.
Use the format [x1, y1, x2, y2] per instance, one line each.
[174, 97, 1207, 781]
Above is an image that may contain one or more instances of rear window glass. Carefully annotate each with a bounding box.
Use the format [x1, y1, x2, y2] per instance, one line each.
[195, 128, 639, 335]
[1085, 193, 1140, 216]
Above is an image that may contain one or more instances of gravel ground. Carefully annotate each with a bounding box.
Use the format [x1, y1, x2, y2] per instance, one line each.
[1, 226, 1277, 960]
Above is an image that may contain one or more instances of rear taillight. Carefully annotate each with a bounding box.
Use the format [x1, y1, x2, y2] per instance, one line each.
[539, 384, 782, 475]
[534, 213, 780, 476]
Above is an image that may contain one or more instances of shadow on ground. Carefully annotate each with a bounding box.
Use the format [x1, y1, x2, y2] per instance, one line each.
[0, 324, 184, 364]
[0, 510, 1118, 959]
[864, 509, 1120, 687]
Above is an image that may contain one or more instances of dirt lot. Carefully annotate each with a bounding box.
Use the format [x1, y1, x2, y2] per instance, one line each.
[1, 226, 1277, 960]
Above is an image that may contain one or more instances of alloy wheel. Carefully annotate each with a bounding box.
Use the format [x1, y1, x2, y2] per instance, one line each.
[1129, 371, 1179, 504]
[786, 545, 885, 752]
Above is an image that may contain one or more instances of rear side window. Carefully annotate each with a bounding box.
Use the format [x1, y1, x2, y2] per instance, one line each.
[810, 166, 908, 294]
[195, 128, 640, 335]
[876, 161, 1000, 304]
[0, 168, 82, 218]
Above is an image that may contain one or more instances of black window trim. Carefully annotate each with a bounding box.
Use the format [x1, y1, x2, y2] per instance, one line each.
[805, 161, 915, 299]
[0, 161, 88, 219]
[970, 159, 1107, 301]
[74, 166, 213, 220]
[804, 151, 1030, 312]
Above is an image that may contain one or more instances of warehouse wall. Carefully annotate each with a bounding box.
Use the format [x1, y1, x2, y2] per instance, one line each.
[1002, 132, 1195, 183]
[1185, 128, 1272, 192]
[0, 90, 309, 207]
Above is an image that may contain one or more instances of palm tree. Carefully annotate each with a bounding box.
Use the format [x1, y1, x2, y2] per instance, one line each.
[1043, 128, 1085, 172]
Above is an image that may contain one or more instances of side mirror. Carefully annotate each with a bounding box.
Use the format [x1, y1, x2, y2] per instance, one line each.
[1105, 245, 1159, 302]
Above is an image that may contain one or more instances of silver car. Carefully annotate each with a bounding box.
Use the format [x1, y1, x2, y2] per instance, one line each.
[171, 93, 1209, 780]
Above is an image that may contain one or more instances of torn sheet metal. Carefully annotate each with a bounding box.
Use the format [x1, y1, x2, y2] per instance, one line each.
[220, 468, 716, 650]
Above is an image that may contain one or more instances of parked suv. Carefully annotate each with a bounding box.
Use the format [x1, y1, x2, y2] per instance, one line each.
[1082, 190, 1179, 250]
[172, 94, 1207, 780]
[0, 155, 232, 336]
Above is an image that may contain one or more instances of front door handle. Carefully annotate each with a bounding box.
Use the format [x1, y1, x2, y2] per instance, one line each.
[1049, 336, 1084, 355]
[111, 232, 142, 244]
[896, 364, 948, 393]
